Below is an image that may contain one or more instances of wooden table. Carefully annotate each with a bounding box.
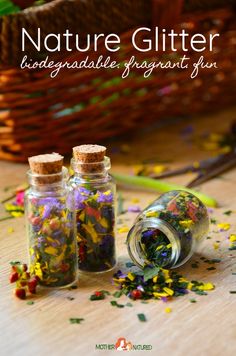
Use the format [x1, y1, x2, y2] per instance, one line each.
[1, 107, 236, 356]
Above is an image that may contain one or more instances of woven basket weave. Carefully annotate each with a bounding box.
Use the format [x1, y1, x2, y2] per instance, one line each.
[0, 0, 235, 161]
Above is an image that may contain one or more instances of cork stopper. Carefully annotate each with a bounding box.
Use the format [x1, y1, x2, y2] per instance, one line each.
[28, 153, 64, 184]
[72, 145, 107, 173]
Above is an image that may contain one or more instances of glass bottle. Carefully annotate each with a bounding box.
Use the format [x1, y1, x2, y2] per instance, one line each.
[25, 154, 78, 287]
[127, 190, 209, 269]
[68, 145, 116, 273]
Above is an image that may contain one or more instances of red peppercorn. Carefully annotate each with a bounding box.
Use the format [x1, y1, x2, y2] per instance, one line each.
[31, 216, 41, 226]
[28, 277, 38, 287]
[33, 275, 40, 282]
[131, 289, 142, 300]
[15, 288, 26, 300]
[28, 277, 38, 294]
[11, 265, 18, 273]
[28, 283, 36, 294]
[49, 218, 60, 230]
[22, 264, 28, 272]
[95, 291, 103, 297]
[9, 272, 19, 283]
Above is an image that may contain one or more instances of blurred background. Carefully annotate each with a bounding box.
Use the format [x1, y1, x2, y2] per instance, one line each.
[0, 0, 235, 213]
[0, 0, 235, 164]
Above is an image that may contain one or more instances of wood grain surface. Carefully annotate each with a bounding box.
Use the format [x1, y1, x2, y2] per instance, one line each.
[0, 108, 236, 356]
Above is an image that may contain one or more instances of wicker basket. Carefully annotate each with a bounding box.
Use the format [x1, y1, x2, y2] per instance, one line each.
[0, 0, 235, 161]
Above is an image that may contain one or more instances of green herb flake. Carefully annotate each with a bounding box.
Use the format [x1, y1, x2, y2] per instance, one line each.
[26, 301, 34, 305]
[113, 291, 123, 298]
[110, 300, 125, 308]
[90, 293, 105, 301]
[204, 258, 221, 264]
[207, 267, 216, 271]
[210, 218, 217, 225]
[194, 290, 208, 296]
[137, 313, 147, 322]
[143, 266, 160, 282]
[126, 262, 135, 268]
[229, 291, 236, 294]
[126, 302, 133, 307]
[69, 318, 84, 324]
[223, 210, 233, 216]
[191, 263, 199, 269]
[10, 261, 21, 266]
[210, 259, 221, 263]
[189, 299, 197, 303]
[110, 300, 117, 306]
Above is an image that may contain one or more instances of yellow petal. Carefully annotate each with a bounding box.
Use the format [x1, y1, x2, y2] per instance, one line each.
[153, 276, 158, 283]
[198, 283, 215, 291]
[179, 277, 188, 283]
[213, 242, 220, 250]
[100, 218, 108, 229]
[163, 287, 174, 296]
[165, 307, 172, 313]
[153, 292, 169, 298]
[217, 223, 231, 231]
[104, 190, 112, 196]
[83, 223, 99, 243]
[153, 165, 167, 174]
[187, 282, 193, 290]
[44, 246, 58, 255]
[118, 226, 129, 234]
[146, 211, 158, 218]
[179, 220, 193, 229]
[162, 269, 170, 280]
[229, 234, 236, 242]
[127, 272, 135, 281]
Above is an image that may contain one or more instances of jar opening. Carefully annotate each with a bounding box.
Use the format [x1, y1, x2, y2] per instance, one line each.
[71, 156, 111, 176]
[27, 166, 68, 187]
[127, 218, 181, 269]
[139, 228, 173, 267]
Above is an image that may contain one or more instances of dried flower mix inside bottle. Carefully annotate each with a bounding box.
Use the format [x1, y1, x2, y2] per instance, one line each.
[69, 145, 116, 273]
[25, 153, 78, 287]
[127, 190, 209, 269]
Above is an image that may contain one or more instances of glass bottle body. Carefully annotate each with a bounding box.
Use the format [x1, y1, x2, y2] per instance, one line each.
[25, 169, 78, 287]
[69, 158, 116, 273]
[127, 190, 209, 269]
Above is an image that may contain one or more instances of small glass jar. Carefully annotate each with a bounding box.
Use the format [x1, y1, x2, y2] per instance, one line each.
[25, 168, 78, 287]
[127, 190, 209, 269]
[69, 155, 116, 273]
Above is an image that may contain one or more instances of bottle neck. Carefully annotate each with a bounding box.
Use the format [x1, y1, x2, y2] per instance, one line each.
[127, 218, 181, 269]
[71, 156, 111, 182]
[27, 167, 68, 194]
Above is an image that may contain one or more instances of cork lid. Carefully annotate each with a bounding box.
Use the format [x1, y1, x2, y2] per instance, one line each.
[73, 145, 106, 163]
[72, 145, 107, 173]
[28, 153, 64, 184]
